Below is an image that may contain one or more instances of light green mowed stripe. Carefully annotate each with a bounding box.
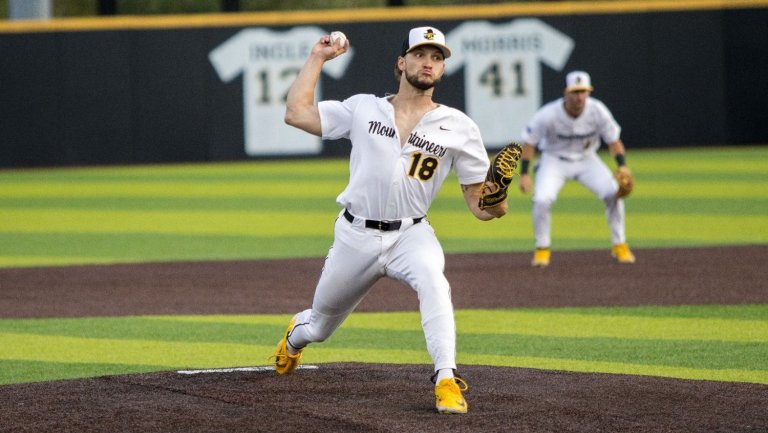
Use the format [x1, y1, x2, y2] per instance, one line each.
[459, 310, 768, 342]
[508, 179, 767, 199]
[4, 208, 761, 244]
[0, 180, 346, 199]
[635, 161, 766, 173]
[428, 210, 767, 244]
[2, 308, 766, 385]
[0, 256, 115, 267]
[633, 181, 768, 198]
[0, 332, 273, 368]
[0, 209, 337, 236]
[157, 310, 768, 342]
[0, 159, 349, 180]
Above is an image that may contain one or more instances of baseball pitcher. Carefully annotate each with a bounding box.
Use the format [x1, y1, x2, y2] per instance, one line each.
[273, 26, 520, 414]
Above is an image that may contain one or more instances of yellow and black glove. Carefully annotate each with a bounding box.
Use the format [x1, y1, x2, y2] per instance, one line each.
[478, 142, 522, 209]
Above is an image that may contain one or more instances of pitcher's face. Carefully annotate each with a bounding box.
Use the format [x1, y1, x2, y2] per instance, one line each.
[400, 46, 445, 90]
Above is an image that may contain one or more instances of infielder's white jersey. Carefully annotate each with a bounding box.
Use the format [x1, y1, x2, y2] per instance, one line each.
[319, 94, 489, 220]
[521, 97, 621, 160]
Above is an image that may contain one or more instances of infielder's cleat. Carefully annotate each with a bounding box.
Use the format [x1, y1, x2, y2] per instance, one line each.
[612, 243, 636, 264]
[531, 248, 551, 267]
[274, 314, 302, 375]
[435, 377, 469, 414]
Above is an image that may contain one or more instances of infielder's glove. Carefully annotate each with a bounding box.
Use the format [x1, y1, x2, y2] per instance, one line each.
[614, 167, 634, 198]
[478, 142, 522, 209]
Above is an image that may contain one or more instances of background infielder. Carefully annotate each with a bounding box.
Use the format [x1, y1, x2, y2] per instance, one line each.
[519, 70, 636, 267]
[274, 27, 512, 414]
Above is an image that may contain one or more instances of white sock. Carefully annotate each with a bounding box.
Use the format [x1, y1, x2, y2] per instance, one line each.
[435, 368, 454, 383]
[286, 343, 298, 356]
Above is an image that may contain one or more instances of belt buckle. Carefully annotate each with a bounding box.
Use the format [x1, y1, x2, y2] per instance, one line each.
[374, 219, 399, 231]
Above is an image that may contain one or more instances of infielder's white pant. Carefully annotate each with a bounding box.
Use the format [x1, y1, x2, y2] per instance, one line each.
[532, 152, 625, 248]
[287, 210, 457, 372]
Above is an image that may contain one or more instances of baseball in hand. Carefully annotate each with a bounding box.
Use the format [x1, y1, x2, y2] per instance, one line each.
[329, 31, 348, 48]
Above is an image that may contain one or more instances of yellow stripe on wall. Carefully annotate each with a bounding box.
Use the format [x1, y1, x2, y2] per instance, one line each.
[1, 0, 766, 34]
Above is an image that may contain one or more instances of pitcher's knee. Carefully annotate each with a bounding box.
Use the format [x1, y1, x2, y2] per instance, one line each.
[601, 193, 618, 206]
[416, 280, 453, 319]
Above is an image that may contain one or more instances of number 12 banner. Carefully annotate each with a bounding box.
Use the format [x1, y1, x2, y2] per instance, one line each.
[210, 27, 354, 156]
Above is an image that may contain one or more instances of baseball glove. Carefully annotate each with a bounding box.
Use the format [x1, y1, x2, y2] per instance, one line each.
[478, 142, 522, 209]
[614, 168, 634, 198]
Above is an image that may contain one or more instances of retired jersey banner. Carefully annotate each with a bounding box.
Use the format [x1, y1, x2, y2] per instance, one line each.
[210, 26, 354, 156]
[445, 19, 574, 148]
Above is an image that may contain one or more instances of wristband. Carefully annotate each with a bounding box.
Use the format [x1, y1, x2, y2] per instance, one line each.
[614, 154, 626, 167]
[521, 159, 530, 175]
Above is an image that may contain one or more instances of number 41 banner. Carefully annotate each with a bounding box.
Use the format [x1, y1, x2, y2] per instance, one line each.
[445, 19, 574, 149]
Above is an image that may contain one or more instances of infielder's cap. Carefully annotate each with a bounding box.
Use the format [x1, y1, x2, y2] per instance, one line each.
[401, 26, 451, 58]
[565, 70, 594, 92]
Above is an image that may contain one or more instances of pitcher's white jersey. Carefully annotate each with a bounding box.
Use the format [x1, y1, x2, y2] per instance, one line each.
[521, 96, 621, 160]
[319, 94, 489, 220]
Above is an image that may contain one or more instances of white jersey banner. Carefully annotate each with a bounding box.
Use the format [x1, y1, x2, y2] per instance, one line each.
[210, 27, 354, 156]
[445, 19, 574, 149]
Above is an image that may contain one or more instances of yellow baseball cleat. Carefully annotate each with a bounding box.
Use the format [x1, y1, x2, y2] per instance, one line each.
[612, 243, 636, 264]
[531, 247, 551, 267]
[274, 314, 303, 375]
[435, 377, 469, 414]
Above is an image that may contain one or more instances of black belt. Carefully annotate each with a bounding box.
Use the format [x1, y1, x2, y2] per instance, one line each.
[343, 209, 424, 232]
[557, 155, 583, 162]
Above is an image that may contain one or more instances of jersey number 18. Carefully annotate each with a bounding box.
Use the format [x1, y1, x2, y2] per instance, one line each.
[408, 152, 439, 181]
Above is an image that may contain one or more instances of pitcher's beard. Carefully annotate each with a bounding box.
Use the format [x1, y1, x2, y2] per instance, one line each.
[406, 71, 440, 91]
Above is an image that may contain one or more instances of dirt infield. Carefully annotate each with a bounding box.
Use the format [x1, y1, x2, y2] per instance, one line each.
[1, 245, 767, 432]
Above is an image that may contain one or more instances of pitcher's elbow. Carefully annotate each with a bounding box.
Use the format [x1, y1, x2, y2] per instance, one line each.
[284, 109, 296, 126]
